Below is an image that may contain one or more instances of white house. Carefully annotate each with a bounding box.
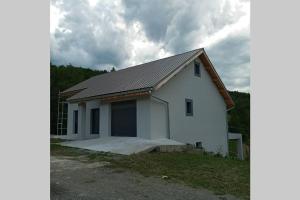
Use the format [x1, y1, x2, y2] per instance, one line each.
[57, 48, 234, 155]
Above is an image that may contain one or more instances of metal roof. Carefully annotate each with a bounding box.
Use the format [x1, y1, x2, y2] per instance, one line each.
[62, 48, 202, 101]
[61, 48, 234, 109]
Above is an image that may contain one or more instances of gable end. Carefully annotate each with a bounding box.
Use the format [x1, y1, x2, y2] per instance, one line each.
[154, 49, 234, 110]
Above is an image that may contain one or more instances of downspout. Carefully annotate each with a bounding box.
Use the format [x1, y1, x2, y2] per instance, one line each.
[151, 95, 171, 139]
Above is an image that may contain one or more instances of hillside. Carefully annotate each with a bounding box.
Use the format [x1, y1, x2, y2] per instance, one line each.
[228, 91, 250, 144]
[50, 64, 250, 144]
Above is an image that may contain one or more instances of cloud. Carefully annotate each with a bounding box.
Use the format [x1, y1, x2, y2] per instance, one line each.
[50, 0, 129, 69]
[206, 34, 250, 92]
[122, 0, 249, 52]
[50, 0, 250, 92]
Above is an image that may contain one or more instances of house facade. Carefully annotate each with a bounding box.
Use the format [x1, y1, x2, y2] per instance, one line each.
[57, 48, 234, 155]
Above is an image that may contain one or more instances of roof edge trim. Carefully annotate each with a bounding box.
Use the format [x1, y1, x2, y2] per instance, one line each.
[67, 87, 152, 103]
[60, 88, 87, 97]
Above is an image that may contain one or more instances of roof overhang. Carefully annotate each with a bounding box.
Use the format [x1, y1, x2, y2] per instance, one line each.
[59, 88, 86, 98]
[67, 87, 152, 103]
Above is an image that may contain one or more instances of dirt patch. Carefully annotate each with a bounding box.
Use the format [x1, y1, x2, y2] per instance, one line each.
[51, 155, 241, 200]
[51, 156, 109, 173]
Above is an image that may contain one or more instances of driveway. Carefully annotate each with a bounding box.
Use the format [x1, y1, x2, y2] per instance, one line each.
[51, 156, 240, 200]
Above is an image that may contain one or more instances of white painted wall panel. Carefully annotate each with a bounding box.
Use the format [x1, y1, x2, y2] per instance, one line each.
[100, 102, 110, 137]
[152, 58, 228, 155]
[63, 100, 101, 140]
[78, 103, 86, 139]
[137, 97, 151, 139]
[150, 99, 168, 139]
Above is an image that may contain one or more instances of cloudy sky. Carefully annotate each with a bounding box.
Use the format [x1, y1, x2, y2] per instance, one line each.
[50, 0, 250, 92]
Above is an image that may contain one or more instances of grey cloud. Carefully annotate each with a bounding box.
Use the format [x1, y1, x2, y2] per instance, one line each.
[206, 35, 250, 91]
[122, 0, 179, 42]
[51, 0, 130, 68]
[122, 0, 245, 52]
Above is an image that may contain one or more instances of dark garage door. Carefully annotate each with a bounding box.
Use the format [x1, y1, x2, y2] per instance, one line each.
[111, 100, 137, 137]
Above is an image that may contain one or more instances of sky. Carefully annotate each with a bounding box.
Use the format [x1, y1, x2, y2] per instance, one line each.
[50, 0, 250, 92]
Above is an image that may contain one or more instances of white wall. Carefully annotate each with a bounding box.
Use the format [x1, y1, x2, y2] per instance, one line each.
[100, 102, 110, 137]
[61, 100, 101, 140]
[150, 98, 168, 139]
[137, 97, 151, 139]
[151, 57, 229, 155]
[62, 97, 152, 140]
[78, 103, 86, 139]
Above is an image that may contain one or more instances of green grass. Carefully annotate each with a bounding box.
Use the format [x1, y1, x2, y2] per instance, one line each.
[51, 143, 250, 199]
[111, 152, 250, 199]
[51, 143, 88, 157]
[50, 138, 68, 144]
[50, 143, 123, 161]
[229, 140, 238, 157]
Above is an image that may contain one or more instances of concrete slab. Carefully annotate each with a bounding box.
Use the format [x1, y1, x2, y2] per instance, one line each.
[61, 137, 185, 155]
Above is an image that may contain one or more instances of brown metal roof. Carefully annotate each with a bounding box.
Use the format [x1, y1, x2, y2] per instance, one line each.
[62, 48, 234, 109]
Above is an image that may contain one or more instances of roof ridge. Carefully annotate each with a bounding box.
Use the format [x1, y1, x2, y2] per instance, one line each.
[115, 48, 203, 73]
[62, 48, 204, 95]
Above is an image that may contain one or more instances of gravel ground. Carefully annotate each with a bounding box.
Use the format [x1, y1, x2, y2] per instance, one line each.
[51, 156, 240, 200]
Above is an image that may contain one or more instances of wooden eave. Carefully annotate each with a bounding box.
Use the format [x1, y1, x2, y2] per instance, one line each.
[67, 88, 151, 104]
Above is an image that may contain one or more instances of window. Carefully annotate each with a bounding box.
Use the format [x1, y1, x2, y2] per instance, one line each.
[185, 99, 193, 116]
[90, 108, 100, 134]
[73, 110, 78, 134]
[194, 61, 201, 77]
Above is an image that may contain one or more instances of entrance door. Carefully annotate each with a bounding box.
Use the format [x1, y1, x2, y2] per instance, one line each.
[111, 100, 137, 137]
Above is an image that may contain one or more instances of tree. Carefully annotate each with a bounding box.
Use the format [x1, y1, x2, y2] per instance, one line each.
[50, 64, 108, 135]
[110, 67, 116, 72]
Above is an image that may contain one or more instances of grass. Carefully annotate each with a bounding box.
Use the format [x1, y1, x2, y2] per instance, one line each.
[51, 143, 88, 157]
[229, 140, 238, 157]
[51, 142, 250, 199]
[111, 152, 250, 199]
[50, 138, 68, 144]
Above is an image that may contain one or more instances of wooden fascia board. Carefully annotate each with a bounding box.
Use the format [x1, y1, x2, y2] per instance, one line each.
[101, 91, 150, 103]
[67, 88, 151, 103]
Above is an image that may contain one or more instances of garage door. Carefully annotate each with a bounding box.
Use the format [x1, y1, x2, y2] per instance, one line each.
[111, 100, 137, 137]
